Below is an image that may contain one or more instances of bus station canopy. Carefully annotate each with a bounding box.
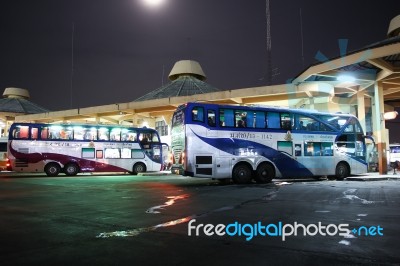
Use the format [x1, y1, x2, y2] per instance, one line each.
[13, 31, 400, 125]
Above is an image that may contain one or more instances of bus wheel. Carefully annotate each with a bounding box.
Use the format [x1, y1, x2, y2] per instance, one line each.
[132, 162, 146, 175]
[64, 163, 79, 176]
[335, 162, 349, 180]
[232, 164, 252, 184]
[255, 163, 275, 183]
[44, 163, 61, 177]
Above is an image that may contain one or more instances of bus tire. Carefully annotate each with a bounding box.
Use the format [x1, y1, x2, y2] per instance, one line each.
[132, 162, 146, 175]
[64, 163, 79, 176]
[232, 163, 252, 184]
[44, 162, 61, 177]
[335, 162, 349, 180]
[255, 163, 275, 183]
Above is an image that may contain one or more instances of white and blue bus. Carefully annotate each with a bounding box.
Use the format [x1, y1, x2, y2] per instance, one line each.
[170, 102, 372, 183]
[8, 123, 168, 177]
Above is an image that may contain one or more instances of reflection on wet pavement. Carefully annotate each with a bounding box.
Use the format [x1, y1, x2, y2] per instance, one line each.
[97, 215, 196, 238]
[146, 194, 189, 214]
[337, 189, 375, 204]
[98, 185, 280, 238]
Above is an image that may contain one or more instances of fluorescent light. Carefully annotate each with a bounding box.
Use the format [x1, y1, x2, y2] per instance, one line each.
[383, 111, 398, 120]
[337, 75, 355, 82]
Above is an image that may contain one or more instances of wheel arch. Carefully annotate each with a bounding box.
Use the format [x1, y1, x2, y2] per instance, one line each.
[232, 160, 254, 173]
[231, 161, 254, 184]
[44, 161, 62, 177]
[256, 160, 276, 172]
[336, 160, 351, 179]
[64, 161, 80, 176]
[337, 160, 351, 173]
[132, 161, 147, 175]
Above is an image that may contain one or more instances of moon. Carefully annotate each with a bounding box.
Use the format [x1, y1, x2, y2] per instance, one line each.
[142, 0, 165, 7]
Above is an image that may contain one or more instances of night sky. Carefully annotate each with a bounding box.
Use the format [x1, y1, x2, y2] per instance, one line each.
[0, 0, 399, 111]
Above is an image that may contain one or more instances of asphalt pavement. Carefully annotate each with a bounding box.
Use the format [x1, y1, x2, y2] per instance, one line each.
[1, 171, 400, 265]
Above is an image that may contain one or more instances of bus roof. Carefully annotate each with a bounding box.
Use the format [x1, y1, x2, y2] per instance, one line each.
[9, 122, 158, 131]
[181, 102, 355, 118]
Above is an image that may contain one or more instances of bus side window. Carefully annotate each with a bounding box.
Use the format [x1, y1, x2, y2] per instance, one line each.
[280, 113, 291, 130]
[255, 111, 265, 128]
[98, 128, 110, 141]
[192, 107, 204, 122]
[126, 131, 137, 142]
[31, 127, 39, 140]
[235, 110, 247, 128]
[266, 112, 280, 129]
[220, 109, 234, 127]
[65, 127, 73, 140]
[121, 130, 136, 141]
[41, 127, 49, 139]
[246, 112, 254, 128]
[207, 110, 216, 127]
[110, 129, 121, 141]
[14, 126, 29, 139]
[83, 128, 98, 141]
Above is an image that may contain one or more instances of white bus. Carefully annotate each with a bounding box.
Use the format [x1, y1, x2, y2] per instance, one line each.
[170, 102, 372, 183]
[388, 144, 400, 163]
[8, 123, 168, 176]
[0, 137, 11, 171]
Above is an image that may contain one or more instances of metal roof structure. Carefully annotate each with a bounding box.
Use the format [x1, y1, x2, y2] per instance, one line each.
[134, 75, 219, 102]
[0, 87, 49, 136]
[0, 87, 49, 114]
[134, 60, 219, 102]
[293, 35, 400, 108]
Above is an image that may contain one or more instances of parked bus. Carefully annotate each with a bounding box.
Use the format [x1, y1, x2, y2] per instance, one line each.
[8, 123, 168, 176]
[170, 102, 372, 183]
[0, 137, 11, 171]
[388, 144, 400, 164]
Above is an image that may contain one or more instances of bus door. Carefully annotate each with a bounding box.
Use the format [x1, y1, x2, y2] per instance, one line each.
[151, 143, 162, 166]
[194, 154, 214, 177]
[296, 141, 334, 176]
[142, 142, 169, 170]
[275, 141, 317, 177]
[336, 119, 366, 173]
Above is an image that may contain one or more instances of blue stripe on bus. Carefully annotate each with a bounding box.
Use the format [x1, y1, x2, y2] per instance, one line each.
[191, 131, 314, 177]
[346, 154, 368, 166]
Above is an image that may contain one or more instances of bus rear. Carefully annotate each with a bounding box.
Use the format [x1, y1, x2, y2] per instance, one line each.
[0, 137, 11, 171]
